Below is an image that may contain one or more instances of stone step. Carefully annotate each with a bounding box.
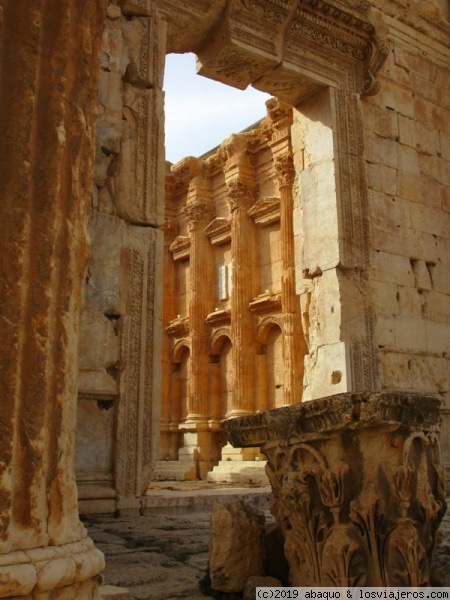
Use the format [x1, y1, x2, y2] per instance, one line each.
[152, 460, 197, 481]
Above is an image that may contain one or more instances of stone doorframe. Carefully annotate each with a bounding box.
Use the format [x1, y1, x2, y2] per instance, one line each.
[155, 0, 388, 391]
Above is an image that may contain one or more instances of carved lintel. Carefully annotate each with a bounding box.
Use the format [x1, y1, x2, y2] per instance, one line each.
[222, 392, 446, 587]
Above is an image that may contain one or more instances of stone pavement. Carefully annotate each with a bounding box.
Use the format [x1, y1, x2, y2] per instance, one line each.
[85, 482, 272, 600]
[84, 483, 450, 600]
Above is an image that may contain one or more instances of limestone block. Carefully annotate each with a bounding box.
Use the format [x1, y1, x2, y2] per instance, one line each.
[394, 316, 428, 352]
[79, 309, 119, 371]
[398, 114, 417, 148]
[86, 212, 126, 314]
[368, 190, 411, 229]
[101, 20, 129, 77]
[371, 251, 415, 287]
[363, 104, 399, 140]
[426, 321, 450, 354]
[303, 342, 350, 401]
[377, 79, 414, 118]
[432, 262, 450, 295]
[75, 398, 115, 480]
[410, 203, 449, 238]
[372, 281, 400, 317]
[396, 285, 423, 317]
[375, 316, 396, 347]
[110, 84, 165, 225]
[209, 501, 265, 593]
[243, 576, 282, 600]
[367, 163, 397, 195]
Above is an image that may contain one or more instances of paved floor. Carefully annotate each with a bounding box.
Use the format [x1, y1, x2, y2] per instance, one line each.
[85, 482, 272, 600]
[84, 483, 450, 600]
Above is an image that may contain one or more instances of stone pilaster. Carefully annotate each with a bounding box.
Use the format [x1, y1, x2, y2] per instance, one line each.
[0, 0, 106, 596]
[228, 180, 257, 417]
[276, 154, 307, 406]
[223, 392, 447, 587]
[184, 177, 214, 422]
[160, 214, 178, 458]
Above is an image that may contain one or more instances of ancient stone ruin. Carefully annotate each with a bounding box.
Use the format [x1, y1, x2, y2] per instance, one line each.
[1, 0, 449, 597]
[224, 391, 447, 587]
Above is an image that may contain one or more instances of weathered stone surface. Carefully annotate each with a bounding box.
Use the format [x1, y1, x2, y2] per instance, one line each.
[209, 501, 265, 593]
[224, 392, 447, 587]
[0, 0, 107, 596]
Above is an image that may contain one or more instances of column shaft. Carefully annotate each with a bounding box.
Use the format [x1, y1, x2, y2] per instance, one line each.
[0, 0, 106, 596]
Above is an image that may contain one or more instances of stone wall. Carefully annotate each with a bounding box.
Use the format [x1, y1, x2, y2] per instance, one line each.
[362, 0, 450, 483]
[76, 1, 165, 513]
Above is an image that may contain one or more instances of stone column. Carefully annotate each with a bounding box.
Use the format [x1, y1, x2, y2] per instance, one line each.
[0, 0, 106, 597]
[223, 392, 447, 587]
[276, 154, 307, 406]
[160, 214, 178, 459]
[184, 176, 214, 423]
[228, 180, 257, 417]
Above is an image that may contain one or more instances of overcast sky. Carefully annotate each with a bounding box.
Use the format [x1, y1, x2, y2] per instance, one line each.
[163, 53, 271, 164]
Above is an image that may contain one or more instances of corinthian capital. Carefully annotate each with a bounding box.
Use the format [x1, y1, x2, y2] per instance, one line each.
[226, 180, 253, 212]
[184, 198, 214, 229]
[275, 155, 294, 187]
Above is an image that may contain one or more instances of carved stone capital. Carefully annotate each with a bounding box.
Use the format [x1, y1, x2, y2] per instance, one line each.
[227, 180, 253, 212]
[223, 392, 446, 587]
[275, 155, 295, 187]
[184, 198, 214, 229]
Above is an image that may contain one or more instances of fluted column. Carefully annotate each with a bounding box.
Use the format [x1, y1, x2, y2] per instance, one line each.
[276, 154, 307, 406]
[184, 177, 214, 422]
[0, 0, 106, 596]
[160, 215, 177, 457]
[228, 180, 256, 417]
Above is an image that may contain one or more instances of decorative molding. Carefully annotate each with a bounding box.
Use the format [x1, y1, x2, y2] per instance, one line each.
[205, 217, 232, 245]
[248, 197, 280, 226]
[223, 392, 446, 586]
[206, 308, 232, 326]
[166, 316, 190, 338]
[169, 235, 190, 261]
[249, 292, 282, 314]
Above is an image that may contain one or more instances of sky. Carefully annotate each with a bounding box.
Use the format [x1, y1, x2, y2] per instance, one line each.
[163, 53, 271, 164]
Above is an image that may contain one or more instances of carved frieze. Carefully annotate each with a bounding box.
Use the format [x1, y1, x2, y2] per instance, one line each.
[222, 392, 446, 587]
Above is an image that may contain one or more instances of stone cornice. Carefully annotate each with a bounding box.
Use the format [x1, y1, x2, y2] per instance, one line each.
[247, 197, 280, 226]
[222, 391, 441, 447]
[166, 316, 190, 338]
[169, 235, 190, 260]
[204, 217, 232, 245]
[249, 292, 282, 313]
[205, 308, 232, 326]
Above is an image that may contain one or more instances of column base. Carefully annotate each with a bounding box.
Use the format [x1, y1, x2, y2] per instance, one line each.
[0, 537, 104, 599]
